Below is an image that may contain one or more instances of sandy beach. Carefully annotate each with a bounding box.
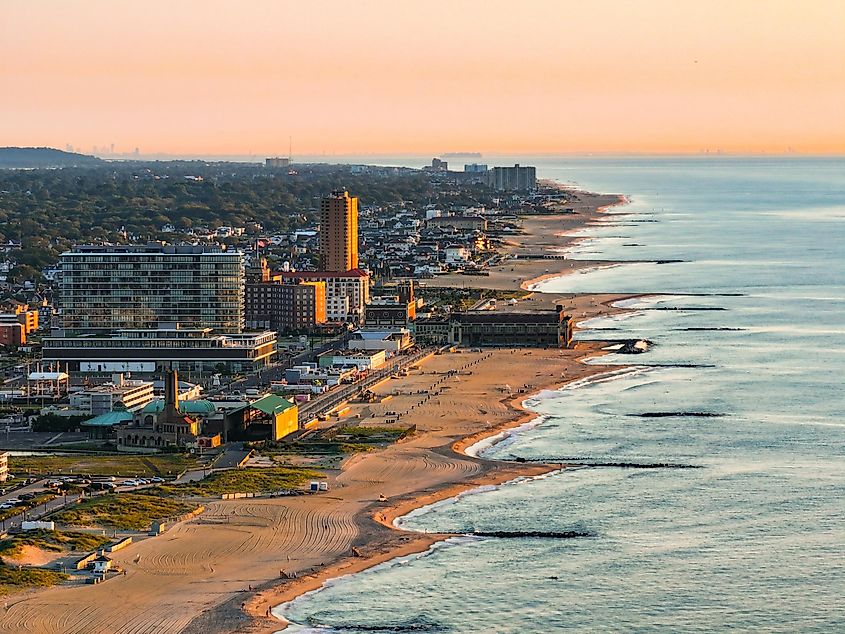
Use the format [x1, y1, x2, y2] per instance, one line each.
[0, 189, 631, 634]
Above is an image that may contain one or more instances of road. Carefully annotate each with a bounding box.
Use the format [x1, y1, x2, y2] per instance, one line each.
[0, 484, 85, 532]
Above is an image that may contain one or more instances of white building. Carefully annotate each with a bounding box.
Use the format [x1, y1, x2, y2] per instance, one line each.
[69, 375, 155, 415]
[445, 245, 470, 264]
[318, 349, 386, 371]
[347, 328, 412, 353]
[326, 295, 351, 322]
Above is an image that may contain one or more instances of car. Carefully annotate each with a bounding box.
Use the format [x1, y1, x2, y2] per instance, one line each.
[46, 480, 64, 488]
[4, 498, 22, 505]
[90, 481, 117, 491]
[121, 480, 139, 486]
[135, 479, 150, 485]
[18, 492, 36, 501]
[149, 477, 165, 483]
[0, 503, 15, 511]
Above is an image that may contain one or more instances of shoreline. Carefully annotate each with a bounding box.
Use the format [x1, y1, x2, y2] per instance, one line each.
[243, 189, 633, 632]
[0, 187, 633, 634]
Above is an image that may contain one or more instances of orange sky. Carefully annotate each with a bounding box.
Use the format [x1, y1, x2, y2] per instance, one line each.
[2, 0, 844, 155]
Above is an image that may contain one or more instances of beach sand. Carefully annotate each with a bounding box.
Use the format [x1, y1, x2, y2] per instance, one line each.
[0, 190, 631, 634]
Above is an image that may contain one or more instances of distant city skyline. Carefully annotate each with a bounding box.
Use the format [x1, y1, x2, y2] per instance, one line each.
[3, 0, 844, 155]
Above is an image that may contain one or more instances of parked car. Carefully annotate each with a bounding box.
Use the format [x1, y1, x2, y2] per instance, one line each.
[18, 492, 36, 501]
[149, 477, 165, 483]
[121, 480, 139, 487]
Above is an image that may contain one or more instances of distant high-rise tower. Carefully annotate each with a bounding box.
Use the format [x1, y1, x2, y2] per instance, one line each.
[319, 190, 359, 272]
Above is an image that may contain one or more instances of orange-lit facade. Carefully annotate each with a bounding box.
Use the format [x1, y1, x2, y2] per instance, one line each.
[0, 303, 39, 335]
[245, 279, 327, 333]
[0, 323, 25, 348]
[319, 190, 359, 272]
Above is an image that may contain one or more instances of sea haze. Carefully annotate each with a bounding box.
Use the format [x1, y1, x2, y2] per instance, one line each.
[279, 157, 845, 633]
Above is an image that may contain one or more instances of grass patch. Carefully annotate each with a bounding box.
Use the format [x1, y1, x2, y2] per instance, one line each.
[152, 467, 319, 497]
[330, 426, 413, 442]
[262, 441, 362, 456]
[10, 454, 199, 478]
[0, 564, 67, 595]
[253, 426, 413, 457]
[51, 493, 198, 531]
[0, 530, 111, 559]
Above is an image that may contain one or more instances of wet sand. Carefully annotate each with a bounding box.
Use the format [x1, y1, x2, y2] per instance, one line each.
[0, 189, 631, 634]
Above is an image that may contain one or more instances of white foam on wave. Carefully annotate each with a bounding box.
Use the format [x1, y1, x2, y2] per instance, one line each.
[275, 535, 478, 633]
[463, 415, 547, 458]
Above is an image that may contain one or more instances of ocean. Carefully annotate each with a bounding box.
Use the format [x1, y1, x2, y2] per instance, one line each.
[278, 157, 845, 633]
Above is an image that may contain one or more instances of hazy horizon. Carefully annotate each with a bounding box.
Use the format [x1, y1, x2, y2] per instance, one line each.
[3, 0, 844, 156]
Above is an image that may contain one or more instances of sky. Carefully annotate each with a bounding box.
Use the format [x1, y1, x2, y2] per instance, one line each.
[2, 0, 844, 156]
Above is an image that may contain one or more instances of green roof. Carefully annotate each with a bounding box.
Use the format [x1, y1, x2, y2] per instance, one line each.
[140, 399, 216, 415]
[82, 411, 134, 427]
[250, 394, 296, 416]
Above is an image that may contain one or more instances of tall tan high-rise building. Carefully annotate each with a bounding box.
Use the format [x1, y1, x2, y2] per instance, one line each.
[319, 190, 359, 271]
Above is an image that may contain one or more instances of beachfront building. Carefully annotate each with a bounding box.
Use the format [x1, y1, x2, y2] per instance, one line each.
[413, 318, 450, 345]
[449, 310, 572, 348]
[318, 349, 387, 372]
[42, 325, 276, 374]
[486, 164, 537, 192]
[347, 328, 413, 353]
[319, 190, 359, 272]
[58, 244, 245, 335]
[426, 215, 488, 231]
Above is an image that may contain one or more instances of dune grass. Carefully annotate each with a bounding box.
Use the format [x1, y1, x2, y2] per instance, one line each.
[152, 466, 319, 497]
[0, 530, 111, 559]
[51, 493, 198, 531]
[0, 565, 67, 595]
[10, 454, 198, 478]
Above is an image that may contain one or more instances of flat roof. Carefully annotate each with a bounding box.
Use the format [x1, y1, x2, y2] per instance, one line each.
[63, 244, 238, 255]
[82, 411, 134, 427]
[276, 269, 369, 279]
[453, 311, 565, 324]
[250, 394, 295, 416]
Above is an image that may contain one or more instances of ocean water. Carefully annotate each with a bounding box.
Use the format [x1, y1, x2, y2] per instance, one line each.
[279, 158, 845, 633]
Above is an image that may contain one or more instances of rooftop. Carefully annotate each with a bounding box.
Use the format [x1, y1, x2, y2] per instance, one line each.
[276, 268, 369, 279]
[453, 311, 566, 324]
[140, 399, 216, 415]
[81, 411, 134, 427]
[64, 244, 237, 256]
[250, 394, 296, 416]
